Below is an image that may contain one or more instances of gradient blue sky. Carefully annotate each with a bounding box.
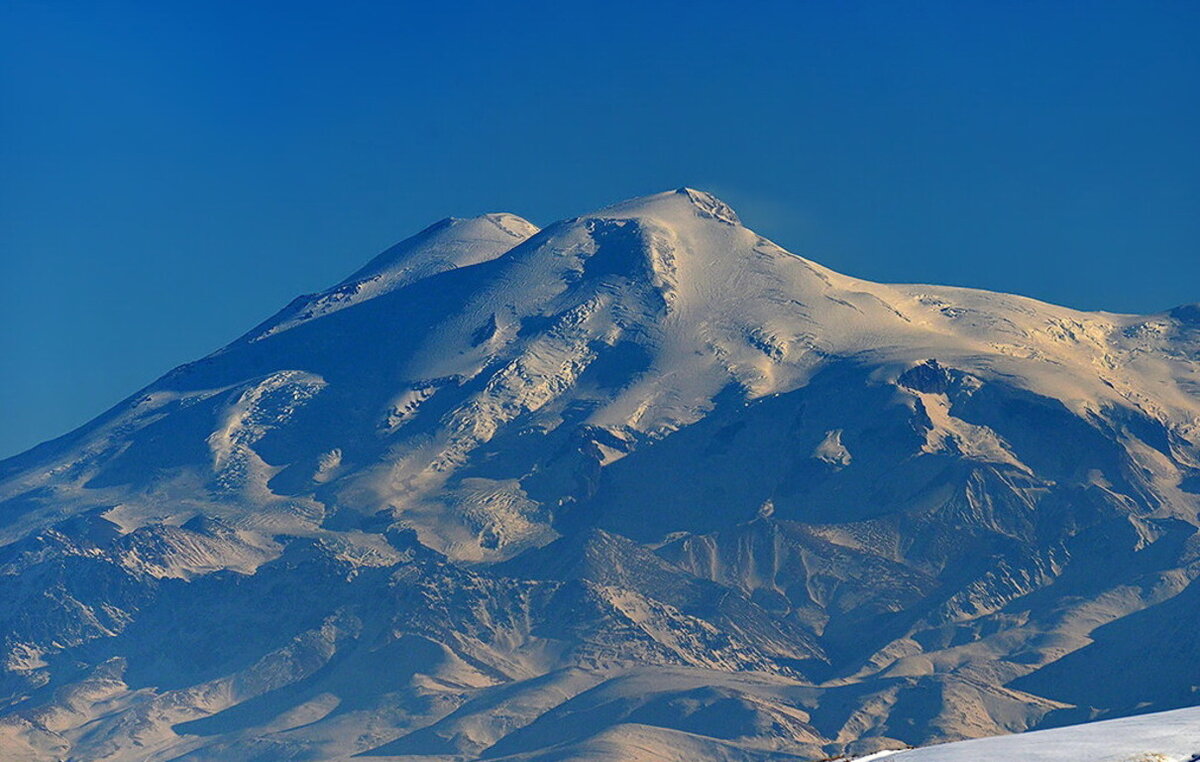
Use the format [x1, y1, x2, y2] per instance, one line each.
[2, 0, 1198, 458]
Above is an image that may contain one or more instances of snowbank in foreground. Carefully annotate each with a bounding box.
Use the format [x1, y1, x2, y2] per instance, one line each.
[858, 705, 1200, 762]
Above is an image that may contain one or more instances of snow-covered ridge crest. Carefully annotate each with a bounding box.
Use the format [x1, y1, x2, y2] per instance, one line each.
[249, 211, 539, 341]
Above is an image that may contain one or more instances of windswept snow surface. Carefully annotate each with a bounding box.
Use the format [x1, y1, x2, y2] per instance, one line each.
[2, 188, 1199, 760]
[855, 705, 1200, 761]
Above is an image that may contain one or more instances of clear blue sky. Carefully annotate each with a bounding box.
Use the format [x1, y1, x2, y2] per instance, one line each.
[2, 1, 1198, 459]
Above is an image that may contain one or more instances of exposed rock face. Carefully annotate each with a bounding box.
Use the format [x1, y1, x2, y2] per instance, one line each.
[1, 188, 1198, 760]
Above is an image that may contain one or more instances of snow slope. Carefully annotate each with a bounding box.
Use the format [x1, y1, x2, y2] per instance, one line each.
[857, 704, 1200, 761]
[1, 188, 1199, 760]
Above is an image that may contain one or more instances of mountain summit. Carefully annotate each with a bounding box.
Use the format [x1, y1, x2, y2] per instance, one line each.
[2, 190, 1199, 760]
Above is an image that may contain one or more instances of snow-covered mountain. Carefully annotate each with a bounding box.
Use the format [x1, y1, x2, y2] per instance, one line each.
[2, 188, 1199, 760]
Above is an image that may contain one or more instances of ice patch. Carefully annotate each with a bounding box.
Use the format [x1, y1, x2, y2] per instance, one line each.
[813, 428, 852, 467]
